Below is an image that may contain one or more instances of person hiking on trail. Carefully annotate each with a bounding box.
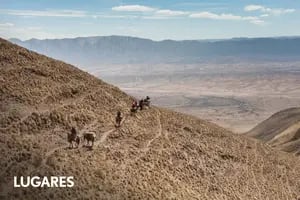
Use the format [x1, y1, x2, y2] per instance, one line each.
[139, 99, 144, 110]
[115, 111, 123, 127]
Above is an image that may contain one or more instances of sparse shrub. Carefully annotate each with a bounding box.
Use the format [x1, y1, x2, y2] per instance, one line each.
[183, 126, 193, 132]
[32, 154, 43, 167]
[95, 169, 105, 180]
[46, 156, 56, 168]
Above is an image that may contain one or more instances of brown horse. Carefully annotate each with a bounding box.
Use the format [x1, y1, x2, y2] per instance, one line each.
[67, 127, 80, 148]
[83, 131, 96, 147]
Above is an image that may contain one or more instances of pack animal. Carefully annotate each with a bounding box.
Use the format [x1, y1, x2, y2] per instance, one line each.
[67, 127, 80, 148]
[83, 131, 96, 147]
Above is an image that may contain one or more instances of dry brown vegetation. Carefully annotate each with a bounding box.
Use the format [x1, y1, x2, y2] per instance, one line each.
[0, 38, 300, 200]
[247, 107, 300, 155]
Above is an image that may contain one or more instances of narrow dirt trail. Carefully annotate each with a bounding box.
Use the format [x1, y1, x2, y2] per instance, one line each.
[40, 145, 69, 166]
[1, 106, 142, 198]
[118, 108, 163, 189]
[123, 108, 162, 168]
[0, 137, 71, 197]
[142, 109, 162, 152]
[93, 114, 129, 148]
[41, 119, 102, 165]
[251, 141, 263, 200]
[1, 87, 102, 131]
[0, 113, 121, 198]
[94, 129, 115, 148]
[243, 139, 250, 194]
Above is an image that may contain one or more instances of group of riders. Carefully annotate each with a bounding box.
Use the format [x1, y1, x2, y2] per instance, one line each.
[115, 95, 151, 127]
[68, 96, 151, 149]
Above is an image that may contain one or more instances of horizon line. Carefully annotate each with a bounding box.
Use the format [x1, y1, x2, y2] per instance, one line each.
[7, 34, 300, 42]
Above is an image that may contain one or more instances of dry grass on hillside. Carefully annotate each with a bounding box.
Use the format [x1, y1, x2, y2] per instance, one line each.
[1, 38, 300, 200]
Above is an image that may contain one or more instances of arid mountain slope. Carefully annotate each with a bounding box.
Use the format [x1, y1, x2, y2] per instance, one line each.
[247, 107, 300, 155]
[0, 38, 300, 200]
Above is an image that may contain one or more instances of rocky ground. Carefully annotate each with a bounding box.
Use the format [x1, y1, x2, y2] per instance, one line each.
[1, 38, 300, 200]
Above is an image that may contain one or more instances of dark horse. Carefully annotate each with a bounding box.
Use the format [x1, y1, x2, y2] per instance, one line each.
[67, 127, 80, 148]
[83, 132, 96, 147]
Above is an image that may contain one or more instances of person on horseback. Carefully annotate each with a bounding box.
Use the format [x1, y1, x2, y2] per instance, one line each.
[131, 100, 138, 114]
[115, 111, 123, 127]
[144, 96, 151, 107]
[68, 127, 80, 148]
[71, 127, 77, 137]
[139, 99, 144, 110]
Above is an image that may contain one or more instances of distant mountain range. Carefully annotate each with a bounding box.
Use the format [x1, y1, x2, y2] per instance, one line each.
[10, 36, 300, 66]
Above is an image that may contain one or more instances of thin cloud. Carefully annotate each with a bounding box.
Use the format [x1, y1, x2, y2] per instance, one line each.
[260, 14, 269, 17]
[250, 19, 265, 25]
[174, 2, 228, 10]
[112, 5, 188, 18]
[0, 9, 135, 19]
[155, 9, 188, 17]
[0, 9, 87, 17]
[245, 5, 265, 12]
[0, 6, 269, 25]
[190, 12, 242, 20]
[244, 5, 295, 15]
[0, 22, 14, 27]
[189, 11, 265, 25]
[112, 5, 155, 12]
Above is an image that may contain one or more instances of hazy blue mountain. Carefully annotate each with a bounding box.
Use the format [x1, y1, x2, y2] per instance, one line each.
[9, 36, 300, 66]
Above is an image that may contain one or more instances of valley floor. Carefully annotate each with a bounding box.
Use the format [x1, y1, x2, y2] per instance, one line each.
[97, 61, 300, 133]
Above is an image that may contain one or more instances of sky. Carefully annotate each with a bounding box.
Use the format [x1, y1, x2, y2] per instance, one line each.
[0, 0, 299, 40]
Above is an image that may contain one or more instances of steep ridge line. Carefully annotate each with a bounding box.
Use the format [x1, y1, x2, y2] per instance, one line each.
[247, 107, 300, 155]
[270, 121, 300, 145]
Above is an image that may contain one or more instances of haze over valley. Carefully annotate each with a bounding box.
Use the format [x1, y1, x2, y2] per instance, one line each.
[11, 36, 300, 133]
